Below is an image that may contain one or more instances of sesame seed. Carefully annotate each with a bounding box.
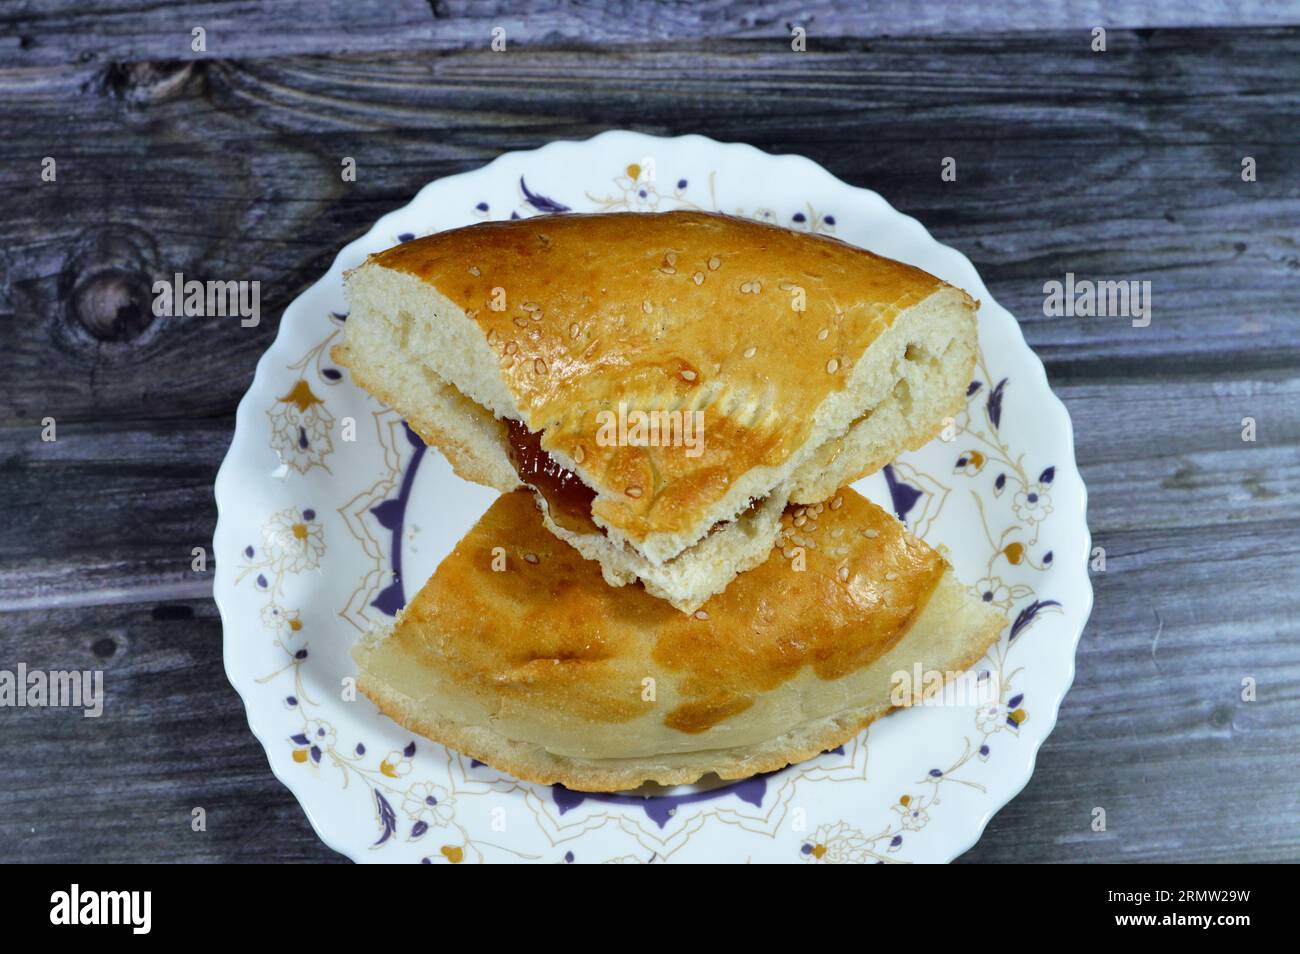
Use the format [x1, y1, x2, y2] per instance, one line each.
[499, 356, 514, 369]
[811, 503, 823, 515]
[794, 515, 807, 527]
[830, 495, 844, 510]
[573, 445, 585, 464]
[680, 369, 697, 382]
[665, 252, 678, 266]
[522, 301, 540, 312]
[826, 358, 840, 374]
[642, 299, 653, 314]
[626, 485, 643, 499]
[505, 341, 518, 355]
[708, 256, 721, 271]
[523, 553, 539, 564]
[782, 547, 797, 559]
[661, 266, 677, 275]
[837, 566, 849, 582]
[693, 271, 704, 285]
[863, 528, 880, 538]
[513, 316, 529, 328]
[534, 358, 547, 375]
[486, 329, 497, 344]
[693, 609, 709, 620]
[805, 521, 818, 533]
[569, 322, 580, 339]
[818, 327, 829, 340]
[885, 571, 899, 581]
[795, 508, 807, 518]
[469, 265, 481, 277]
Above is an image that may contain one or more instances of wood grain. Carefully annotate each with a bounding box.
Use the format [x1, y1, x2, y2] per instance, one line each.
[0, 13, 1297, 863]
[4, 1, 1296, 68]
[3, 31, 1297, 429]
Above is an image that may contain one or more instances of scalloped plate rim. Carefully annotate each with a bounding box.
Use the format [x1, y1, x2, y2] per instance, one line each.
[214, 129, 1092, 863]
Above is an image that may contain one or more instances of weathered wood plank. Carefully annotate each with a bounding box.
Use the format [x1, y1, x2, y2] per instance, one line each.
[3, 0, 1296, 68]
[2, 31, 1297, 432]
[0, 598, 344, 862]
[0, 418, 228, 610]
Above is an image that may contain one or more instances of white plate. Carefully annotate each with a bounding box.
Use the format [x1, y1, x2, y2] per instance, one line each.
[214, 131, 1091, 863]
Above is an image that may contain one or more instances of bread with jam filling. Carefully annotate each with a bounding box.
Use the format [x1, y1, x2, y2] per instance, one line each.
[353, 487, 1005, 791]
[335, 210, 978, 612]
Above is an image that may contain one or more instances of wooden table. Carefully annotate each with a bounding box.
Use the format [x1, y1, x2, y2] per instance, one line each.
[2, 1, 1297, 863]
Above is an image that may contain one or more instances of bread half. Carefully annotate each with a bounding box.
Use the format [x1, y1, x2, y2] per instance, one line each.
[336, 210, 978, 610]
[354, 488, 1006, 792]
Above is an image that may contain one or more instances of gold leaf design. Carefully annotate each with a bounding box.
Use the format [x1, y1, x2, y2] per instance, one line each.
[278, 379, 323, 413]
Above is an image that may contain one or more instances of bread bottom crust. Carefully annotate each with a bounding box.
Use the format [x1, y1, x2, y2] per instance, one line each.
[332, 341, 522, 493]
[357, 617, 1002, 793]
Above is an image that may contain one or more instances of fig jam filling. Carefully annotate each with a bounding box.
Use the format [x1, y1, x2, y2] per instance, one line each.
[505, 419, 600, 534]
[504, 418, 763, 540]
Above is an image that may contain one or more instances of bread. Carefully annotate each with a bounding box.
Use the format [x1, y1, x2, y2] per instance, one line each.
[336, 210, 978, 611]
[353, 487, 1006, 792]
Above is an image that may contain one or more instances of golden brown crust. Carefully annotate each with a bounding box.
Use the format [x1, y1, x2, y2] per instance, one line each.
[354, 487, 1006, 791]
[359, 648, 996, 792]
[358, 677, 885, 790]
[365, 211, 965, 542]
[379, 488, 944, 730]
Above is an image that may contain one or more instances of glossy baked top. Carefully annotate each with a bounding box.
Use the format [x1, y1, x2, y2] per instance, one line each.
[385, 487, 946, 736]
[369, 211, 951, 541]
